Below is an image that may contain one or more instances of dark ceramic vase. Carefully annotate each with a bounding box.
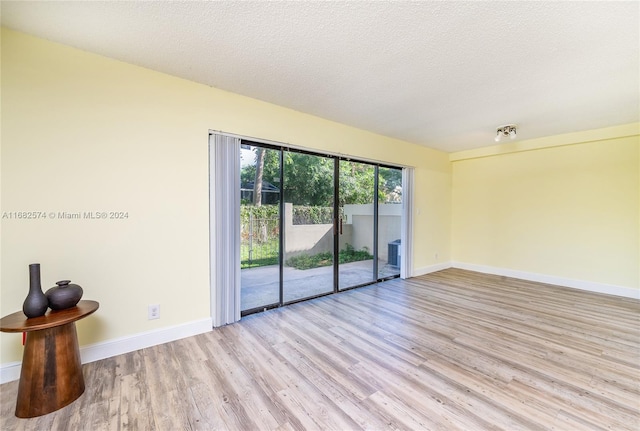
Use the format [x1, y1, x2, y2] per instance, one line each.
[45, 280, 83, 310]
[23, 263, 49, 318]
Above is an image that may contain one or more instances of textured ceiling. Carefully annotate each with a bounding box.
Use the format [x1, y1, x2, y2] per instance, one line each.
[1, 1, 638, 152]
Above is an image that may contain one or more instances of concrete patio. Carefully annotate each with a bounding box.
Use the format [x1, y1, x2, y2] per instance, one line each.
[241, 259, 399, 311]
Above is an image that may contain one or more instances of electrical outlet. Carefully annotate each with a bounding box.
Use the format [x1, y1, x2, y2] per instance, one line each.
[435, 252, 439, 260]
[148, 304, 160, 320]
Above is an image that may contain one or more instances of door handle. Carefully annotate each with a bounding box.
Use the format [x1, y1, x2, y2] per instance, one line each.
[340, 217, 343, 235]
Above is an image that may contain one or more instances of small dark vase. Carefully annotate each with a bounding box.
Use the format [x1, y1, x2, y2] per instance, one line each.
[23, 263, 49, 318]
[45, 280, 83, 310]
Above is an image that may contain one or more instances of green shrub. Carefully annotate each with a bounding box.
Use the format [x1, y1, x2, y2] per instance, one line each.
[339, 243, 372, 263]
[285, 244, 372, 270]
[240, 205, 279, 225]
[285, 252, 333, 270]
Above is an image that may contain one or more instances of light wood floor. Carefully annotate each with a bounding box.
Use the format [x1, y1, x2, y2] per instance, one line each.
[2, 269, 639, 430]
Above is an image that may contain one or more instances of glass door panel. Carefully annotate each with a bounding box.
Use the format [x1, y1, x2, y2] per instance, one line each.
[239, 142, 404, 314]
[338, 160, 376, 290]
[282, 151, 335, 303]
[377, 166, 403, 279]
[240, 144, 281, 312]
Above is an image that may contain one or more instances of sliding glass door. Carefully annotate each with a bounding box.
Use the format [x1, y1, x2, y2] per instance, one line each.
[282, 151, 335, 303]
[378, 166, 403, 279]
[338, 160, 376, 290]
[239, 141, 404, 314]
[239, 143, 281, 312]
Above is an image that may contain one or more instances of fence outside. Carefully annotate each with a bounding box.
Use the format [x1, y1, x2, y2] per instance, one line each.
[241, 203, 401, 268]
[241, 213, 279, 268]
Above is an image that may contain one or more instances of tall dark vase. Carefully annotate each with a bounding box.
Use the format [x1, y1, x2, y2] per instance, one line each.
[22, 263, 48, 318]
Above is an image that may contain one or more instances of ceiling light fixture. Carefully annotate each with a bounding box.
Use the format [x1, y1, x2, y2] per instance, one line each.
[494, 124, 517, 142]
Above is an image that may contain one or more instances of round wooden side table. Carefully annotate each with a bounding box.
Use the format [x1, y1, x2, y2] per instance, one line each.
[0, 300, 99, 418]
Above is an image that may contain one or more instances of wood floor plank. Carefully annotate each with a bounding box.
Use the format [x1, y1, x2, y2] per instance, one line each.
[1, 268, 638, 430]
[272, 338, 392, 430]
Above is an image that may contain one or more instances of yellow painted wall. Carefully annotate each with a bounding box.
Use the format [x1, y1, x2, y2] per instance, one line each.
[0, 29, 451, 364]
[451, 127, 639, 290]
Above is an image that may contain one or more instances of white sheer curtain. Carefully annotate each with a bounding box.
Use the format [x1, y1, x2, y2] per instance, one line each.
[401, 167, 414, 279]
[209, 133, 241, 326]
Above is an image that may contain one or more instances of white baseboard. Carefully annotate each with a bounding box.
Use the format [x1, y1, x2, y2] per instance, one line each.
[451, 262, 640, 300]
[0, 361, 21, 386]
[412, 262, 452, 277]
[0, 317, 213, 384]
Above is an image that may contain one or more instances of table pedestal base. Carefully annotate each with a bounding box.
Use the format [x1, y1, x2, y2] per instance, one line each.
[16, 322, 85, 418]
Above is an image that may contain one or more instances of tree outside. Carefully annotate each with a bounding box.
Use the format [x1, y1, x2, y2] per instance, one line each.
[241, 146, 402, 269]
